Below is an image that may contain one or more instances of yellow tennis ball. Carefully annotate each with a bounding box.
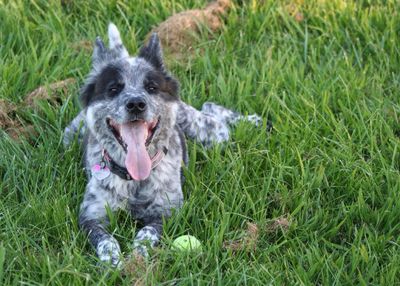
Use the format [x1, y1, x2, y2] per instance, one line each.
[172, 235, 202, 252]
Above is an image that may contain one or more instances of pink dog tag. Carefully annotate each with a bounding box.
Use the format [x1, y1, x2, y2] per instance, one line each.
[91, 164, 110, 180]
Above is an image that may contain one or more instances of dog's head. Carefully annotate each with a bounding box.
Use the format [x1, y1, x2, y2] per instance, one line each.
[81, 24, 179, 181]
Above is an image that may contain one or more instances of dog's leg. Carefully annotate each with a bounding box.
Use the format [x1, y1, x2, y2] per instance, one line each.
[79, 186, 122, 267]
[176, 102, 229, 147]
[63, 110, 86, 147]
[176, 101, 261, 147]
[80, 219, 122, 267]
[132, 221, 162, 257]
[200, 102, 262, 126]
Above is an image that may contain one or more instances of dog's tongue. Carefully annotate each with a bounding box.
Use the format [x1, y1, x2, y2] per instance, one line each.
[120, 121, 151, 181]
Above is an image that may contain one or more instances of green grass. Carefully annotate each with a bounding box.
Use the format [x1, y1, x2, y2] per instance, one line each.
[1, 0, 400, 284]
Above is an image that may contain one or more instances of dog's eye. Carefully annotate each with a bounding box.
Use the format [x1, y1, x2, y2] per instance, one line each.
[145, 82, 158, 94]
[108, 83, 124, 95]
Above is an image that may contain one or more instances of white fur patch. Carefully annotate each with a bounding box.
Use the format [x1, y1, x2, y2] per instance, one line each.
[108, 23, 122, 48]
[86, 106, 96, 131]
[108, 23, 129, 57]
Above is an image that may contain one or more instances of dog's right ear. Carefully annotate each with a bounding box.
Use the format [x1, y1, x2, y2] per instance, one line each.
[92, 37, 108, 68]
[82, 38, 106, 106]
[79, 37, 108, 107]
[92, 24, 129, 68]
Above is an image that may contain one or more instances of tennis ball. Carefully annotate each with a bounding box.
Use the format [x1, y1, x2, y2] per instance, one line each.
[172, 235, 202, 252]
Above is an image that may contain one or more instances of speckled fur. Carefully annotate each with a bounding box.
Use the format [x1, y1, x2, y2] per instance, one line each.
[65, 24, 261, 267]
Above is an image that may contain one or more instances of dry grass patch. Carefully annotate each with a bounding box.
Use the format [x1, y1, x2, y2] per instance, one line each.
[149, 0, 231, 58]
[24, 78, 76, 108]
[1, 78, 76, 141]
[223, 222, 259, 252]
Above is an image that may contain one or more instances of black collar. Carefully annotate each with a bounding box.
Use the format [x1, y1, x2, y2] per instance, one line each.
[102, 147, 168, 181]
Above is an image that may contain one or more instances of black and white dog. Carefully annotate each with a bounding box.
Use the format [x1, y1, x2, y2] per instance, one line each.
[64, 24, 261, 267]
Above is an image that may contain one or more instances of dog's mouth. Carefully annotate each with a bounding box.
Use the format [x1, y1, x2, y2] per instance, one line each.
[106, 117, 160, 181]
[106, 118, 159, 149]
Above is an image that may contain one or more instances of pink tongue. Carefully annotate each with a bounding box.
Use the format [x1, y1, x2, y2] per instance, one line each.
[120, 121, 151, 181]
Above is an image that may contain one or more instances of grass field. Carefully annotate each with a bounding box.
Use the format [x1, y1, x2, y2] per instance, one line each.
[1, 0, 400, 285]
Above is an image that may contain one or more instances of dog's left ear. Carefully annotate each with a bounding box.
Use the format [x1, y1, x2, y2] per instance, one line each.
[138, 33, 164, 71]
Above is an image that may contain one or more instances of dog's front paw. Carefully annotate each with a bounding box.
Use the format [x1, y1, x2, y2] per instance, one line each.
[96, 238, 122, 268]
[131, 225, 161, 258]
[132, 243, 149, 258]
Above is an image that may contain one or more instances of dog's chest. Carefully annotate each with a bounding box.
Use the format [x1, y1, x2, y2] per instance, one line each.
[95, 152, 182, 210]
[107, 176, 137, 199]
[85, 126, 184, 218]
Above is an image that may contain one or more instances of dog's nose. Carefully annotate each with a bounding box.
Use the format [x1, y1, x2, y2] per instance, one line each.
[125, 97, 147, 114]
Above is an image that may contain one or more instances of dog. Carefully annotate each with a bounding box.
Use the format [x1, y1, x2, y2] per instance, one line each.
[64, 23, 261, 267]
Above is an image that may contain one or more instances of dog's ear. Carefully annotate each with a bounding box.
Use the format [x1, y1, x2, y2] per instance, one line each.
[108, 23, 129, 58]
[92, 37, 108, 67]
[138, 33, 164, 70]
[91, 24, 128, 68]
